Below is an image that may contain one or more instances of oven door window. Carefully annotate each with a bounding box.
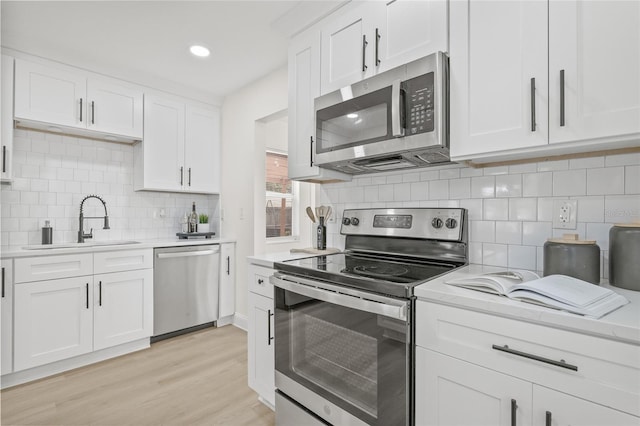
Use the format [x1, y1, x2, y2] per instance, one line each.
[316, 86, 393, 153]
[275, 287, 409, 426]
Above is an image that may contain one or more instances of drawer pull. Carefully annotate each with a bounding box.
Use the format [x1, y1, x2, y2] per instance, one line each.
[545, 411, 552, 426]
[511, 399, 517, 426]
[258, 278, 264, 285]
[492, 344, 578, 371]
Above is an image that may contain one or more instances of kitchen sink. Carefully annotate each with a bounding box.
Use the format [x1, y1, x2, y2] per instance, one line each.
[22, 240, 141, 250]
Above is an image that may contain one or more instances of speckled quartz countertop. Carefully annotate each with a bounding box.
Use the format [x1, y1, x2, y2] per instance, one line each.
[0, 237, 237, 259]
[415, 264, 640, 345]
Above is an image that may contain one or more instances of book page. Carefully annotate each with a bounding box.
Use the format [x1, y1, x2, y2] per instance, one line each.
[507, 275, 611, 308]
[445, 270, 540, 295]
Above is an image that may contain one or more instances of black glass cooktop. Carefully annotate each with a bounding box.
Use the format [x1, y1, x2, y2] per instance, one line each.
[275, 252, 463, 298]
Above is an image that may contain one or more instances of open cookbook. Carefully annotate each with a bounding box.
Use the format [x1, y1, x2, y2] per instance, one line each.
[445, 271, 629, 319]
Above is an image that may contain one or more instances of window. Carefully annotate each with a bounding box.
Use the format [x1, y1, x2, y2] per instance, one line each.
[266, 151, 297, 239]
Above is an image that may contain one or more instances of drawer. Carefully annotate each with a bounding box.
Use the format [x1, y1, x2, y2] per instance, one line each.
[15, 254, 93, 283]
[94, 249, 153, 274]
[416, 301, 640, 416]
[248, 264, 274, 298]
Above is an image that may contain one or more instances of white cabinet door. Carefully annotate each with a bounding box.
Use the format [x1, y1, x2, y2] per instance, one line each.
[140, 95, 185, 192]
[1, 260, 13, 375]
[219, 243, 235, 318]
[320, 5, 376, 95]
[449, 0, 549, 158]
[248, 291, 275, 407]
[549, 0, 640, 144]
[93, 269, 153, 351]
[1, 55, 14, 182]
[184, 105, 220, 194]
[14, 277, 94, 371]
[288, 30, 350, 182]
[87, 77, 144, 139]
[14, 58, 86, 129]
[533, 385, 639, 426]
[373, 0, 448, 73]
[416, 347, 532, 426]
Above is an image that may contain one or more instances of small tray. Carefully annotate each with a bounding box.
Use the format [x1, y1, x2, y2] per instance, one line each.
[176, 232, 216, 239]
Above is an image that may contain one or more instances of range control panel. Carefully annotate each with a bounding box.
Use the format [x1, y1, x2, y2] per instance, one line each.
[341, 208, 465, 242]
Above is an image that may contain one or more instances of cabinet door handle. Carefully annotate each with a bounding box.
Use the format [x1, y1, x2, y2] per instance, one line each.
[85, 283, 89, 309]
[511, 399, 517, 426]
[1, 267, 5, 298]
[559, 69, 565, 127]
[492, 344, 578, 371]
[545, 411, 552, 426]
[180, 166, 184, 186]
[375, 28, 381, 66]
[91, 101, 95, 124]
[530, 78, 536, 132]
[309, 136, 314, 167]
[99, 281, 102, 306]
[267, 309, 274, 346]
[2, 145, 6, 173]
[362, 35, 368, 72]
[257, 278, 264, 285]
[226, 256, 230, 275]
[79, 98, 83, 122]
[188, 167, 192, 186]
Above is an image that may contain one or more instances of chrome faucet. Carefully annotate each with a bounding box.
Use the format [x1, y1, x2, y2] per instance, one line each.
[78, 194, 110, 243]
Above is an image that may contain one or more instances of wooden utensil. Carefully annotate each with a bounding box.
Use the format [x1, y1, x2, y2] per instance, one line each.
[306, 206, 316, 223]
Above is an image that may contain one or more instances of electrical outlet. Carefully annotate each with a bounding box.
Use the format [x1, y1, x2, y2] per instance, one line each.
[552, 199, 578, 229]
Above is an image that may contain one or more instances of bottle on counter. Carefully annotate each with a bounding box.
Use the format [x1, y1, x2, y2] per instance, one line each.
[189, 202, 198, 233]
[42, 220, 53, 245]
[181, 213, 189, 233]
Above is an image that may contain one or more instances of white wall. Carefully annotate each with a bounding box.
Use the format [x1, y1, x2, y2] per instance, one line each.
[221, 66, 311, 318]
[317, 153, 640, 279]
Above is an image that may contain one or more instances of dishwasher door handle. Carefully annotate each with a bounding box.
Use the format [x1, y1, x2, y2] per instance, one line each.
[156, 249, 219, 259]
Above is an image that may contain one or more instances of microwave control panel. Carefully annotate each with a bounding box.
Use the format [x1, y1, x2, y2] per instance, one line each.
[404, 72, 435, 135]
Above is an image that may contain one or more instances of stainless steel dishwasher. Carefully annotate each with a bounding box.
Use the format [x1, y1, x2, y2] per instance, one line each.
[152, 244, 220, 341]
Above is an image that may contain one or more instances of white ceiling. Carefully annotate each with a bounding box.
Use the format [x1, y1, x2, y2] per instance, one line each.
[1, 1, 344, 104]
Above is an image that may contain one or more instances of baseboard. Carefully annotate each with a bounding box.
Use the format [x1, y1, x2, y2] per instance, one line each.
[233, 313, 248, 331]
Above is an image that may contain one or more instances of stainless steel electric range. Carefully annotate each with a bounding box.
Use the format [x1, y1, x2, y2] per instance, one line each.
[271, 207, 468, 426]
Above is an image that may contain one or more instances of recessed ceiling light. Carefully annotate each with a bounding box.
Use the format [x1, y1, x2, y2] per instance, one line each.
[190, 45, 210, 57]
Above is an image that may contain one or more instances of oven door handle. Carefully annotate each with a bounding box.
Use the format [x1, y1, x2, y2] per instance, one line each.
[271, 273, 408, 321]
[391, 79, 405, 137]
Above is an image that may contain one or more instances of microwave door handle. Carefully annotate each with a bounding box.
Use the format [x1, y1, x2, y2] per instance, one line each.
[391, 79, 405, 137]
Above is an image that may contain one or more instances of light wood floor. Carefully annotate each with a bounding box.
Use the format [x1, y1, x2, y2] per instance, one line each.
[0, 326, 275, 426]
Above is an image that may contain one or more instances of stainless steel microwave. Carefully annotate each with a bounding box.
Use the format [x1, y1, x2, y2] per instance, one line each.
[314, 52, 450, 174]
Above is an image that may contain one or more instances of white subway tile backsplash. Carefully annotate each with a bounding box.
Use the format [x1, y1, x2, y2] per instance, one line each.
[605, 195, 640, 223]
[393, 183, 411, 201]
[364, 185, 379, 203]
[587, 167, 624, 195]
[410, 182, 429, 201]
[626, 165, 640, 194]
[483, 165, 509, 176]
[471, 176, 495, 198]
[523, 172, 552, 197]
[569, 156, 604, 169]
[576, 197, 605, 222]
[482, 243, 508, 267]
[585, 222, 613, 250]
[483, 198, 509, 221]
[496, 174, 522, 197]
[605, 152, 640, 167]
[449, 178, 470, 199]
[429, 180, 449, 200]
[553, 169, 586, 196]
[379, 184, 395, 202]
[522, 222, 552, 246]
[496, 221, 522, 244]
[508, 245, 537, 270]
[468, 242, 483, 264]
[509, 198, 537, 221]
[460, 167, 484, 178]
[470, 220, 495, 243]
[460, 199, 483, 220]
[440, 168, 460, 180]
[508, 163, 537, 174]
[537, 159, 568, 172]
[420, 170, 439, 181]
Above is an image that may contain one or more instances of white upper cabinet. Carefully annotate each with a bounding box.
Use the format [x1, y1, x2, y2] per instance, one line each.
[320, 0, 449, 95]
[185, 105, 221, 194]
[134, 94, 220, 194]
[450, 0, 640, 162]
[14, 58, 143, 142]
[86, 77, 143, 139]
[1, 55, 14, 182]
[449, 0, 549, 158]
[373, 0, 448, 73]
[548, 0, 640, 144]
[288, 29, 350, 182]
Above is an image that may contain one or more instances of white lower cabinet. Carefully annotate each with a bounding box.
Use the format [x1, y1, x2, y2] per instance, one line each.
[93, 269, 153, 351]
[415, 300, 640, 425]
[416, 348, 532, 426]
[247, 263, 276, 407]
[14, 276, 94, 371]
[1, 260, 14, 375]
[219, 243, 236, 319]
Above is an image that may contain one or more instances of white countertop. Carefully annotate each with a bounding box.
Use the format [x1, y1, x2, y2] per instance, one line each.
[0, 237, 237, 259]
[415, 264, 640, 345]
[247, 251, 320, 268]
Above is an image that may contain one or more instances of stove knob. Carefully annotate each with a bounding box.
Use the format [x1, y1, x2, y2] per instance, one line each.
[431, 217, 444, 229]
[342, 217, 351, 226]
[350, 217, 360, 226]
[445, 218, 458, 229]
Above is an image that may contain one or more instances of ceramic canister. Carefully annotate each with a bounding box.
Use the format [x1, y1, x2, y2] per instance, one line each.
[609, 223, 640, 291]
[543, 234, 600, 284]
